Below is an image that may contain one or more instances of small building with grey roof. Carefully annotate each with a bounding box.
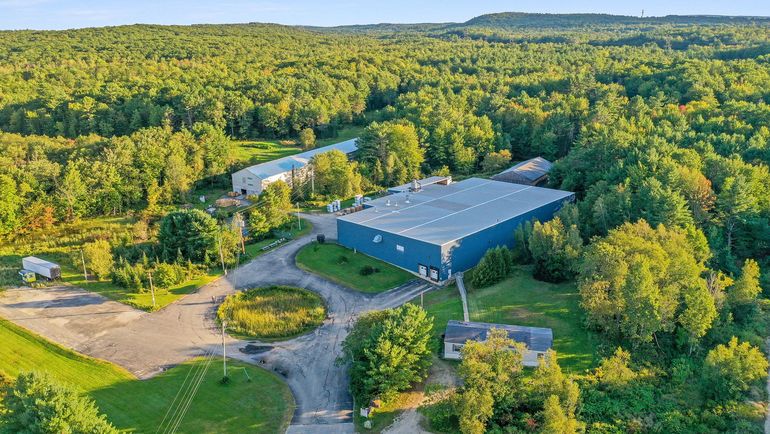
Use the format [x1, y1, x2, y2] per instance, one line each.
[336, 177, 573, 282]
[492, 156, 553, 186]
[443, 320, 553, 366]
[231, 138, 358, 196]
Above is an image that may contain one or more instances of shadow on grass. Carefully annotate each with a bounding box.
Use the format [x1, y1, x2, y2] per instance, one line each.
[89, 358, 293, 434]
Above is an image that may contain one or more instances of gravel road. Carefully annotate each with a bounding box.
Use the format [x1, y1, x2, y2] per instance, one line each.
[0, 213, 434, 433]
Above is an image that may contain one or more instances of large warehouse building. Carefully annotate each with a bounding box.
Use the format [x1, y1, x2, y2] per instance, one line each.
[231, 138, 358, 196]
[337, 177, 574, 282]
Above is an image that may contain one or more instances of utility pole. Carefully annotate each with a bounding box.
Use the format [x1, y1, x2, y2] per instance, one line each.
[222, 321, 227, 378]
[296, 203, 301, 231]
[218, 236, 227, 276]
[420, 290, 424, 308]
[234, 212, 245, 254]
[147, 271, 156, 309]
[311, 170, 315, 197]
[80, 249, 88, 281]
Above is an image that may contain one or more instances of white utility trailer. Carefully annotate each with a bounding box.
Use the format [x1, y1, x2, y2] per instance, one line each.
[21, 256, 61, 280]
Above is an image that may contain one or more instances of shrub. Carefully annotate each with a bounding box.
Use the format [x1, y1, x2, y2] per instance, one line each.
[337, 255, 349, 265]
[420, 392, 458, 433]
[153, 262, 187, 288]
[217, 286, 326, 339]
[469, 246, 513, 288]
[703, 337, 768, 401]
[82, 239, 114, 280]
[111, 258, 147, 292]
[359, 265, 380, 276]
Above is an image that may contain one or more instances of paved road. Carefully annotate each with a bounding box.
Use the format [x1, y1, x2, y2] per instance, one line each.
[0, 213, 433, 432]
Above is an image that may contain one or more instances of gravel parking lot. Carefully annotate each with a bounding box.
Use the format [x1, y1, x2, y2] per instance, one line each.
[0, 213, 434, 432]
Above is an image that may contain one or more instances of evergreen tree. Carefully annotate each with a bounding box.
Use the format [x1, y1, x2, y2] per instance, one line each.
[1, 372, 118, 434]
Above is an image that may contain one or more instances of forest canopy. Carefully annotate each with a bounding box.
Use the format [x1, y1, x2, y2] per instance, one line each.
[1, 12, 770, 434]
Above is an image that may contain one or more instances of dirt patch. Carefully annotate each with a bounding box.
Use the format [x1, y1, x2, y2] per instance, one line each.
[382, 358, 459, 434]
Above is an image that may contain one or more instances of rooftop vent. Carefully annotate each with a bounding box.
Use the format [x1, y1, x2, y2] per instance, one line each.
[409, 179, 421, 192]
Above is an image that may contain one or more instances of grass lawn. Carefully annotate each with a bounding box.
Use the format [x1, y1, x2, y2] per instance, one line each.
[415, 266, 598, 373]
[243, 218, 313, 259]
[314, 124, 364, 147]
[468, 267, 597, 372]
[218, 286, 326, 340]
[233, 140, 302, 167]
[234, 123, 365, 169]
[295, 242, 414, 293]
[0, 319, 293, 433]
[409, 285, 465, 353]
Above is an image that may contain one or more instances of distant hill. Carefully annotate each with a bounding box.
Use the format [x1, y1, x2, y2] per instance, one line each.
[306, 12, 770, 35]
[463, 12, 770, 28]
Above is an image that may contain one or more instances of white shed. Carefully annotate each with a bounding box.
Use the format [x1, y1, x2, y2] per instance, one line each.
[231, 138, 358, 196]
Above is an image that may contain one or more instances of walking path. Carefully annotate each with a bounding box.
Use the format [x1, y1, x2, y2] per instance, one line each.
[455, 272, 470, 322]
[0, 213, 434, 433]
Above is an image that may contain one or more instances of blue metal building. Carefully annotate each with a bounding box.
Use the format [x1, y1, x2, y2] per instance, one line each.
[337, 177, 574, 282]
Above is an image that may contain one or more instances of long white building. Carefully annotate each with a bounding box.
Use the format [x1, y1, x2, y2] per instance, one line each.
[231, 138, 358, 196]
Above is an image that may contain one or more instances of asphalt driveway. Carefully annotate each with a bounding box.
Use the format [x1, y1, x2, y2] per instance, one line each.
[0, 213, 434, 433]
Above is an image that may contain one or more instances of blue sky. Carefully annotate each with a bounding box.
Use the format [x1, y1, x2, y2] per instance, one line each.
[2, 0, 769, 30]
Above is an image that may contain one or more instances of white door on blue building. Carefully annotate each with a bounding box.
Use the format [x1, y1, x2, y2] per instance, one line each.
[418, 264, 427, 277]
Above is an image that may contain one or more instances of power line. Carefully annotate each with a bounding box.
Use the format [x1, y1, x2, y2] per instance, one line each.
[157, 351, 214, 434]
[155, 357, 198, 434]
[157, 353, 210, 434]
[167, 353, 214, 434]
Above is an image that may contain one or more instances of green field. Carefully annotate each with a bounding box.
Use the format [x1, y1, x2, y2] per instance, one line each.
[0, 319, 293, 433]
[314, 125, 364, 147]
[417, 266, 598, 373]
[409, 285, 466, 353]
[233, 140, 303, 167]
[218, 286, 326, 340]
[295, 242, 414, 293]
[232, 122, 364, 169]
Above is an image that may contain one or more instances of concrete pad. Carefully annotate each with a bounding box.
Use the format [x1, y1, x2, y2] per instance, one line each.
[286, 423, 355, 434]
[0, 285, 144, 351]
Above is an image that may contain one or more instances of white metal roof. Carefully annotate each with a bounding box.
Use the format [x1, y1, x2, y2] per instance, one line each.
[244, 138, 358, 180]
[338, 177, 573, 246]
